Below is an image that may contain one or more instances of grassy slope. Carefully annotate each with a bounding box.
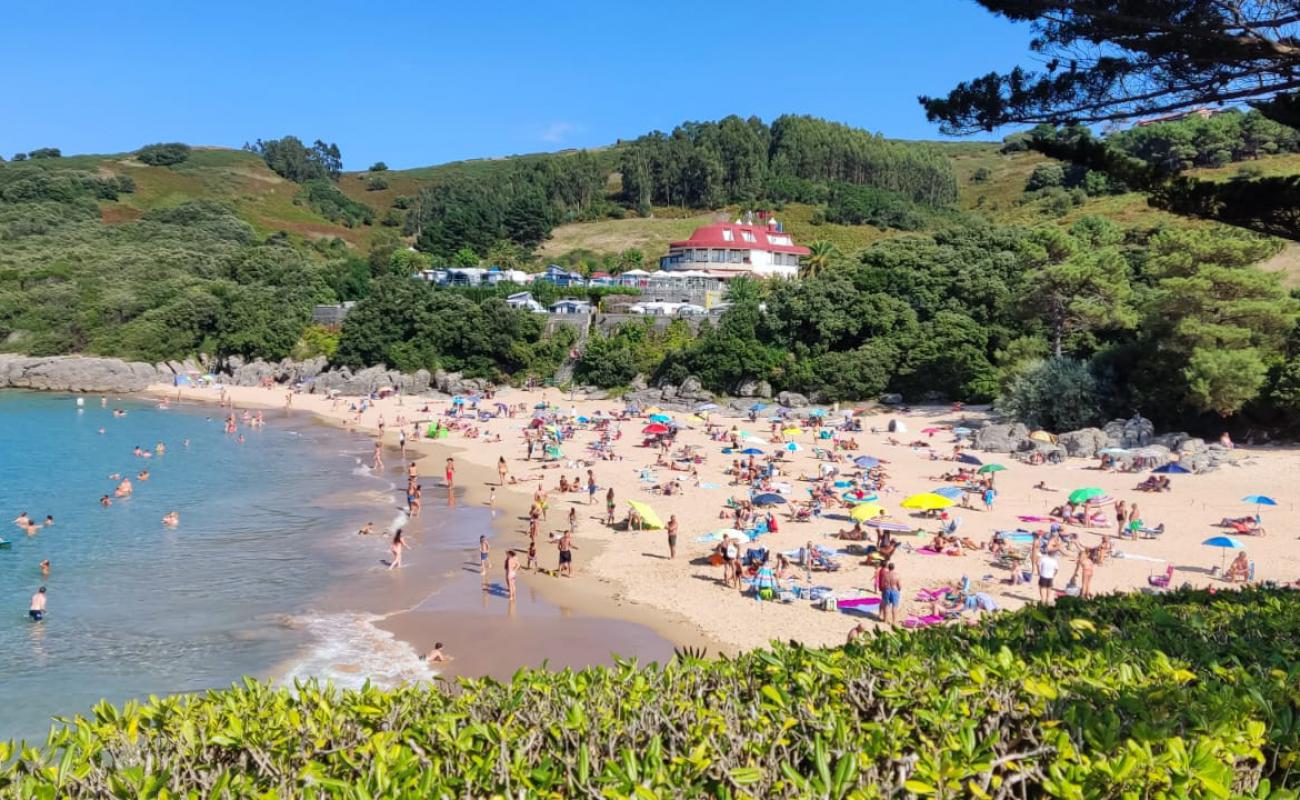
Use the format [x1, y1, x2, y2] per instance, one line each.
[30, 142, 1300, 267]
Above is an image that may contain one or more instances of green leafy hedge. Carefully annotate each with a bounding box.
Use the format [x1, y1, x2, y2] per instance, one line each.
[3, 588, 1299, 798]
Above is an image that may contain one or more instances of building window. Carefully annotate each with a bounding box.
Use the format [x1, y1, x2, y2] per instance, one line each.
[741, 230, 757, 243]
[768, 235, 792, 246]
[710, 249, 725, 262]
[729, 250, 742, 263]
[721, 228, 734, 242]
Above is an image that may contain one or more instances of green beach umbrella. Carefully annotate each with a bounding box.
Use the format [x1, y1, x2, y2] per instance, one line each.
[977, 464, 1006, 474]
[1068, 487, 1104, 505]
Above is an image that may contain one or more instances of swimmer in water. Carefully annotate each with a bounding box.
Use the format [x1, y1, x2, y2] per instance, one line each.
[29, 587, 46, 621]
[98, 428, 106, 435]
[24, 521, 40, 536]
[13, 512, 29, 529]
[115, 477, 133, 497]
[100, 495, 112, 507]
[39, 559, 50, 578]
[183, 439, 190, 448]
[137, 469, 150, 481]
[162, 511, 180, 527]
[155, 442, 166, 455]
[237, 434, 245, 444]
[42, 515, 53, 527]
[358, 521, 375, 536]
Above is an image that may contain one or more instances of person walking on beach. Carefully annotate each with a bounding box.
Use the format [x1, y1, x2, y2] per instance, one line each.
[372, 442, 384, 472]
[880, 564, 901, 627]
[526, 540, 538, 571]
[982, 485, 997, 512]
[479, 535, 491, 580]
[498, 456, 508, 486]
[444, 458, 455, 488]
[398, 429, 407, 459]
[666, 514, 678, 559]
[29, 586, 46, 622]
[605, 487, 616, 526]
[388, 529, 411, 570]
[567, 506, 577, 535]
[586, 470, 596, 505]
[504, 550, 519, 599]
[556, 530, 574, 577]
[409, 485, 422, 518]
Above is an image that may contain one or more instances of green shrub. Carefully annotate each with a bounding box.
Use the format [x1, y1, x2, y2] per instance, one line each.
[3, 589, 1299, 797]
[136, 142, 192, 167]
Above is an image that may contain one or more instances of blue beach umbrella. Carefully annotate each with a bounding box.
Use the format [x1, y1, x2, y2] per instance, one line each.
[931, 486, 964, 500]
[748, 403, 768, 412]
[853, 456, 880, 469]
[1151, 462, 1190, 474]
[807, 408, 827, 417]
[1203, 534, 1246, 570]
[649, 413, 671, 423]
[1242, 495, 1277, 506]
[957, 453, 983, 466]
[740, 447, 765, 455]
[752, 493, 787, 506]
[695, 402, 719, 411]
[451, 396, 465, 405]
[785, 442, 802, 452]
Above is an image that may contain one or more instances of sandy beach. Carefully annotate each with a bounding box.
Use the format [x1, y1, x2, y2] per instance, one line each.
[152, 382, 1300, 656]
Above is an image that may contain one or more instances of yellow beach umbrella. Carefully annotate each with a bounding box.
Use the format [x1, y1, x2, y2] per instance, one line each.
[849, 503, 886, 521]
[683, 414, 704, 424]
[1029, 430, 1055, 443]
[900, 492, 955, 511]
[644, 406, 662, 415]
[782, 427, 803, 436]
[627, 500, 665, 529]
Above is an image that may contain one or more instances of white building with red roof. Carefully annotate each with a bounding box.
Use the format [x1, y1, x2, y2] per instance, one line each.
[659, 217, 809, 279]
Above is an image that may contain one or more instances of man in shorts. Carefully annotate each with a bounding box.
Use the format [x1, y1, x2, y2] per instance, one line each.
[880, 563, 901, 626]
[1037, 551, 1059, 604]
[29, 586, 46, 622]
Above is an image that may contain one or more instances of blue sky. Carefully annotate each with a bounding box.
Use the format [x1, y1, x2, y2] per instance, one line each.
[2, 1, 1034, 170]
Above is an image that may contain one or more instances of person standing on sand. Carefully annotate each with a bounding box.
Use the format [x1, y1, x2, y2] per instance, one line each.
[605, 488, 616, 526]
[556, 530, 575, 577]
[498, 456, 508, 486]
[29, 586, 46, 621]
[880, 564, 901, 627]
[479, 535, 491, 580]
[666, 514, 678, 559]
[445, 458, 455, 488]
[1037, 550, 1059, 604]
[504, 550, 519, 599]
[586, 470, 596, 505]
[388, 529, 411, 570]
[398, 429, 407, 459]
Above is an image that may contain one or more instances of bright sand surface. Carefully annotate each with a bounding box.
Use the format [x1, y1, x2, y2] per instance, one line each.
[152, 383, 1300, 655]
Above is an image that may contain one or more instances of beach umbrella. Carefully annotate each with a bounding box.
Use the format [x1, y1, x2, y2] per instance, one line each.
[1098, 448, 1129, 456]
[931, 486, 963, 500]
[642, 423, 670, 435]
[1068, 487, 1104, 505]
[957, 453, 983, 466]
[1086, 495, 1116, 507]
[1028, 430, 1054, 443]
[1202, 534, 1246, 570]
[1242, 495, 1277, 506]
[866, 519, 913, 532]
[921, 427, 941, 434]
[901, 492, 955, 511]
[683, 414, 704, 424]
[748, 403, 768, 412]
[644, 406, 662, 415]
[782, 427, 803, 436]
[451, 396, 466, 405]
[695, 403, 718, 411]
[853, 456, 880, 469]
[627, 500, 664, 529]
[841, 492, 879, 504]
[740, 447, 765, 455]
[649, 413, 671, 423]
[807, 408, 828, 417]
[849, 503, 886, 521]
[785, 442, 802, 452]
[752, 493, 787, 506]
[1152, 462, 1190, 474]
[977, 464, 1007, 475]
[953, 427, 972, 435]
[534, 402, 548, 409]
[742, 435, 766, 445]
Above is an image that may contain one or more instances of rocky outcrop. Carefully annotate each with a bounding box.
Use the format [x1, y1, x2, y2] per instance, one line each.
[777, 391, 809, 408]
[0, 355, 165, 393]
[973, 422, 1031, 453]
[1102, 413, 1155, 449]
[1057, 428, 1108, 458]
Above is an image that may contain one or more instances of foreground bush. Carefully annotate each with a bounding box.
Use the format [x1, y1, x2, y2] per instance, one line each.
[2, 588, 1298, 798]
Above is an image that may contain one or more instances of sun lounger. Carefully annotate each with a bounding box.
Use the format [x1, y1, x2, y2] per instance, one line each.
[1148, 565, 1174, 588]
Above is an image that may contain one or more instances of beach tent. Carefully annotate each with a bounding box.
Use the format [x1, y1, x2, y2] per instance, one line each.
[627, 500, 664, 529]
[901, 493, 954, 511]
[849, 503, 886, 521]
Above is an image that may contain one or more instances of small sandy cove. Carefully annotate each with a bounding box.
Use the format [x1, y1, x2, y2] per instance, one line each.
[152, 383, 1300, 654]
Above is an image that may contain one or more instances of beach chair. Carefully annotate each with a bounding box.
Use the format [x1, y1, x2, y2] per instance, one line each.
[1138, 523, 1165, 539]
[1147, 565, 1174, 588]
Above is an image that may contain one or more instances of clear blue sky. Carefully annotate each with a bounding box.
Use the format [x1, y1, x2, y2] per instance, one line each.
[2, 0, 1034, 170]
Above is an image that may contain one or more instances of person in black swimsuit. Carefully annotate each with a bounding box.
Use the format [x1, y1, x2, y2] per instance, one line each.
[556, 530, 575, 577]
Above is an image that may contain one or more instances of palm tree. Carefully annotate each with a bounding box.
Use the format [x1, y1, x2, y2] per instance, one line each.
[800, 240, 840, 279]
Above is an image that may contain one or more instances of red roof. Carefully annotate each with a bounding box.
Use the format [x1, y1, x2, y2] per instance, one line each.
[669, 223, 810, 255]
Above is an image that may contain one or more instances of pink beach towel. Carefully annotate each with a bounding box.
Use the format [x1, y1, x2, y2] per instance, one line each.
[916, 547, 942, 556]
[837, 597, 881, 610]
[915, 586, 952, 601]
[903, 614, 945, 629]
[1018, 515, 1052, 522]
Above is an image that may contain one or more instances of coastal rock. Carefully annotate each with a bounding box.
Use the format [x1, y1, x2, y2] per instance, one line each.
[0, 355, 162, 393]
[659, 383, 678, 400]
[777, 391, 809, 408]
[630, 374, 648, 391]
[676, 376, 709, 401]
[756, 380, 773, 399]
[973, 422, 1030, 453]
[1150, 432, 1190, 450]
[878, 393, 904, 406]
[1108, 413, 1155, 448]
[1058, 428, 1108, 458]
[1179, 437, 1206, 454]
[736, 379, 759, 398]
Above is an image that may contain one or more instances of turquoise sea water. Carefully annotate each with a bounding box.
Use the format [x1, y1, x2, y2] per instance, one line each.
[0, 391, 415, 740]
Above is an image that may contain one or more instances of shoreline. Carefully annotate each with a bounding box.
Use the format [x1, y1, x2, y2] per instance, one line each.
[144, 384, 724, 681]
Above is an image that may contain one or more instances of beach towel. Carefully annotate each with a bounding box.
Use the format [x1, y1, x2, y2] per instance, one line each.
[698, 482, 721, 490]
[915, 587, 953, 601]
[836, 597, 881, 610]
[1018, 515, 1053, 522]
[915, 547, 942, 556]
[903, 614, 945, 629]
